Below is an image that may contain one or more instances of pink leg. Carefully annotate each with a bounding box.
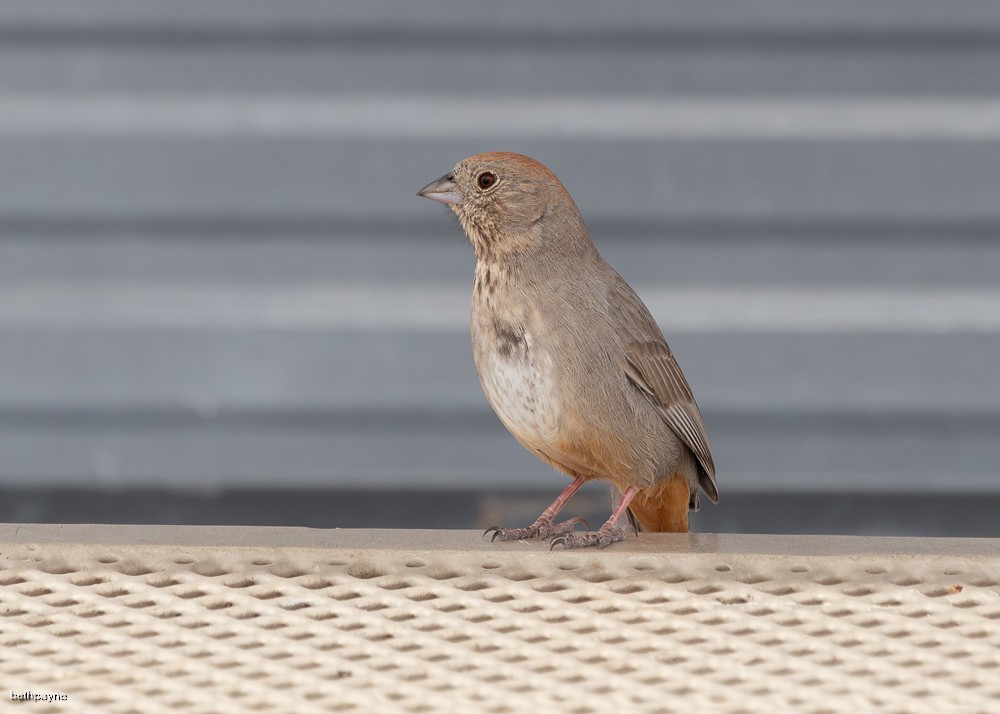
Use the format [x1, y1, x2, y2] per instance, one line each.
[551, 485, 638, 550]
[484, 475, 589, 542]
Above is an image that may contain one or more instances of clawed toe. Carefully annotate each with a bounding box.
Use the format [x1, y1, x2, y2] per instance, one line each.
[483, 524, 538, 541]
[488, 519, 627, 548]
[483, 525, 534, 542]
[484, 515, 588, 542]
[550, 525, 628, 550]
[544, 516, 589, 537]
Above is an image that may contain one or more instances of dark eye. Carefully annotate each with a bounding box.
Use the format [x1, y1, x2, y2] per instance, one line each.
[477, 171, 497, 190]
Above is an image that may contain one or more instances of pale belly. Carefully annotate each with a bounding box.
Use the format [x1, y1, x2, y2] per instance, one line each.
[478, 350, 561, 456]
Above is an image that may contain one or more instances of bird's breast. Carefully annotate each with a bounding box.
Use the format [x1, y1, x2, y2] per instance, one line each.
[473, 314, 561, 453]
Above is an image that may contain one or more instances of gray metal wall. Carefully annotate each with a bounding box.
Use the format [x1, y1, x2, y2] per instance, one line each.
[1, 2, 998, 521]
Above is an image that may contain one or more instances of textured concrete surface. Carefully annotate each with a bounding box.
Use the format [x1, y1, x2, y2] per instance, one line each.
[1, 525, 999, 713]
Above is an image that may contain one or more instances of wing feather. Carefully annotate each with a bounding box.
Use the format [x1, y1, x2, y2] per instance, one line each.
[611, 283, 719, 503]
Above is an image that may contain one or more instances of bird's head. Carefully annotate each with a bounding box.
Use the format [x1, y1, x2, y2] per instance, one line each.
[418, 152, 588, 261]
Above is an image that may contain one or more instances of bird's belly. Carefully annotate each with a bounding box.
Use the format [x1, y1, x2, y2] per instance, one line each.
[479, 353, 560, 452]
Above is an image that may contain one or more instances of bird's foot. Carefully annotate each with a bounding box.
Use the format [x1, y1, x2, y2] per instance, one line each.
[484, 516, 588, 542]
[550, 522, 628, 550]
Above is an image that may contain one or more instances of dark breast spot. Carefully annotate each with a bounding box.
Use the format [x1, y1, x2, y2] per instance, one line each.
[478, 267, 496, 296]
[474, 267, 496, 297]
[493, 318, 526, 359]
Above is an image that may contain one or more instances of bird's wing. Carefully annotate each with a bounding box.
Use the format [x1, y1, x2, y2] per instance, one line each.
[611, 281, 719, 503]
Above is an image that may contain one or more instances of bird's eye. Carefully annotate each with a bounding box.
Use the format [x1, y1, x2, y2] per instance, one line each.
[477, 171, 498, 191]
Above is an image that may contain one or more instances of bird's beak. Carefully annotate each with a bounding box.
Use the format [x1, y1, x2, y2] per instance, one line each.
[417, 174, 463, 205]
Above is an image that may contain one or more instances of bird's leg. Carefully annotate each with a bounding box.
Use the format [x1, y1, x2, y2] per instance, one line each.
[551, 485, 638, 549]
[484, 475, 588, 541]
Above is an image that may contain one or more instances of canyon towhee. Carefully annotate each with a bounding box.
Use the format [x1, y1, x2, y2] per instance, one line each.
[418, 152, 718, 548]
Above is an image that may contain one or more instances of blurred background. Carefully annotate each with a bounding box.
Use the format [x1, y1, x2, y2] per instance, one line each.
[1, 1, 998, 536]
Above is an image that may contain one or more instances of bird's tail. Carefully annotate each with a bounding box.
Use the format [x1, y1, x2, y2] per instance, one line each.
[620, 477, 690, 533]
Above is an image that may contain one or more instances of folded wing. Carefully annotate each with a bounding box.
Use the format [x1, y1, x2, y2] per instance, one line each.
[610, 281, 719, 504]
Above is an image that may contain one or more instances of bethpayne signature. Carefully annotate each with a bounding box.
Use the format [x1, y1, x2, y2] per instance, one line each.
[10, 691, 69, 703]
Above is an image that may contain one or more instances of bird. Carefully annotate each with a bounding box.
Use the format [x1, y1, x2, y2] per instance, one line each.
[417, 152, 717, 548]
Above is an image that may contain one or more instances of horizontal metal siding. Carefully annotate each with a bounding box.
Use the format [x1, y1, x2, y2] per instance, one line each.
[0, 1, 996, 504]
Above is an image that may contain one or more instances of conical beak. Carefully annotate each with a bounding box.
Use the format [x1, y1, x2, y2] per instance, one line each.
[417, 174, 463, 205]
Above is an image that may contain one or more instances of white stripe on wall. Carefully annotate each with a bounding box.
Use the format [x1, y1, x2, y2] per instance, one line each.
[1, 284, 998, 333]
[2, 96, 1000, 140]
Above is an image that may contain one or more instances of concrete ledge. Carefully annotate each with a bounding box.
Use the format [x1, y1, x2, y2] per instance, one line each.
[5, 522, 1000, 555]
[2, 525, 999, 713]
